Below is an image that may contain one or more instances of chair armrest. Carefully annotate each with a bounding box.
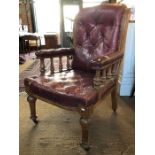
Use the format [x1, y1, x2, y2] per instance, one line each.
[90, 52, 124, 70]
[36, 48, 75, 58]
[91, 52, 124, 88]
[36, 48, 75, 76]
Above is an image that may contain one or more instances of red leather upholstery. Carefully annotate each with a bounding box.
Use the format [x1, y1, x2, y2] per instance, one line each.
[24, 70, 115, 107]
[24, 4, 127, 108]
[72, 4, 127, 71]
[36, 48, 75, 58]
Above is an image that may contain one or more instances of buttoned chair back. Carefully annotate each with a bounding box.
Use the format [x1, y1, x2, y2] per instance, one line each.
[72, 4, 129, 71]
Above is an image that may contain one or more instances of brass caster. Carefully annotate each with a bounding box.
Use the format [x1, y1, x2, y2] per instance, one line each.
[80, 143, 90, 151]
[31, 116, 39, 124]
[112, 107, 117, 113]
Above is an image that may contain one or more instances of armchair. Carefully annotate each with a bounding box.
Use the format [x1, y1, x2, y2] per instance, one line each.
[24, 3, 130, 150]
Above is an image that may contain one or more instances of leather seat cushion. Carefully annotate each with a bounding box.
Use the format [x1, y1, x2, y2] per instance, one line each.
[24, 70, 114, 107]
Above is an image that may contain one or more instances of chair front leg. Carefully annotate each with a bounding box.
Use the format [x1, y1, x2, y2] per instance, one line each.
[79, 106, 93, 151]
[27, 95, 38, 124]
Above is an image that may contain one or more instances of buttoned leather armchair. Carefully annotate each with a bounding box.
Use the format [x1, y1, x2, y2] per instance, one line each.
[24, 4, 130, 150]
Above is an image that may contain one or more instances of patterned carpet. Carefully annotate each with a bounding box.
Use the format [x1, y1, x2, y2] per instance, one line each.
[19, 59, 40, 92]
[19, 52, 37, 91]
[20, 93, 135, 155]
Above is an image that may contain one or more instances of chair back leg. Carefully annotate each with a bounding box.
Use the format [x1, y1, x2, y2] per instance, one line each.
[111, 87, 118, 112]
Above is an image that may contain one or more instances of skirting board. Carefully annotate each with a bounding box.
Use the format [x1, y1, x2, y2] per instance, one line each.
[118, 80, 134, 96]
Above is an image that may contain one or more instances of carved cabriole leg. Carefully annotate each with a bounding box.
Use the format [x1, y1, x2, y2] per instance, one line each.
[111, 86, 117, 112]
[79, 106, 93, 151]
[27, 95, 38, 124]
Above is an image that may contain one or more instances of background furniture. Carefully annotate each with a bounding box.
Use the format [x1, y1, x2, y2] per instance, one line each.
[24, 4, 130, 150]
[43, 34, 58, 49]
[19, 0, 36, 32]
[59, 0, 82, 47]
[19, 33, 41, 53]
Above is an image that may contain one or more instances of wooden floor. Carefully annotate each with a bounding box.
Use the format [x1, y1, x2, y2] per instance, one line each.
[19, 93, 135, 155]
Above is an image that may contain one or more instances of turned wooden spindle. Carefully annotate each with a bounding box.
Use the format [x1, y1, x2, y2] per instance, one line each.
[107, 66, 112, 78]
[40, 58, 46, 75]
[102, 69, 107, 81]
[93, 70, 102, 87]
[67, 55, 71, 70]
[50, 57, 54, 74]
[70, 55, 73, 69]
[59, 56, 63, 72]
[115, 60, 121, 74]
[95, 70, 101, 81]
[95, 70, 101, 80]
[111, 63, 116, 75]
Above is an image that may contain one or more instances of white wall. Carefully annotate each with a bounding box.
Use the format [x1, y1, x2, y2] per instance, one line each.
[118, 22, 135, 96]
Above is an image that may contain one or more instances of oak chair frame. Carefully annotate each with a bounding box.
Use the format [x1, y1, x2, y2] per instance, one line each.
[25, 6, 130, 151]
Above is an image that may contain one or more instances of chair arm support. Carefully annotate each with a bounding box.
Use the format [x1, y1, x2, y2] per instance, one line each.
[36, 48, 75, 58]
[91, 52, 124, 88]
[36, 48, 75, 75]
[90, 52, 124, 70]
